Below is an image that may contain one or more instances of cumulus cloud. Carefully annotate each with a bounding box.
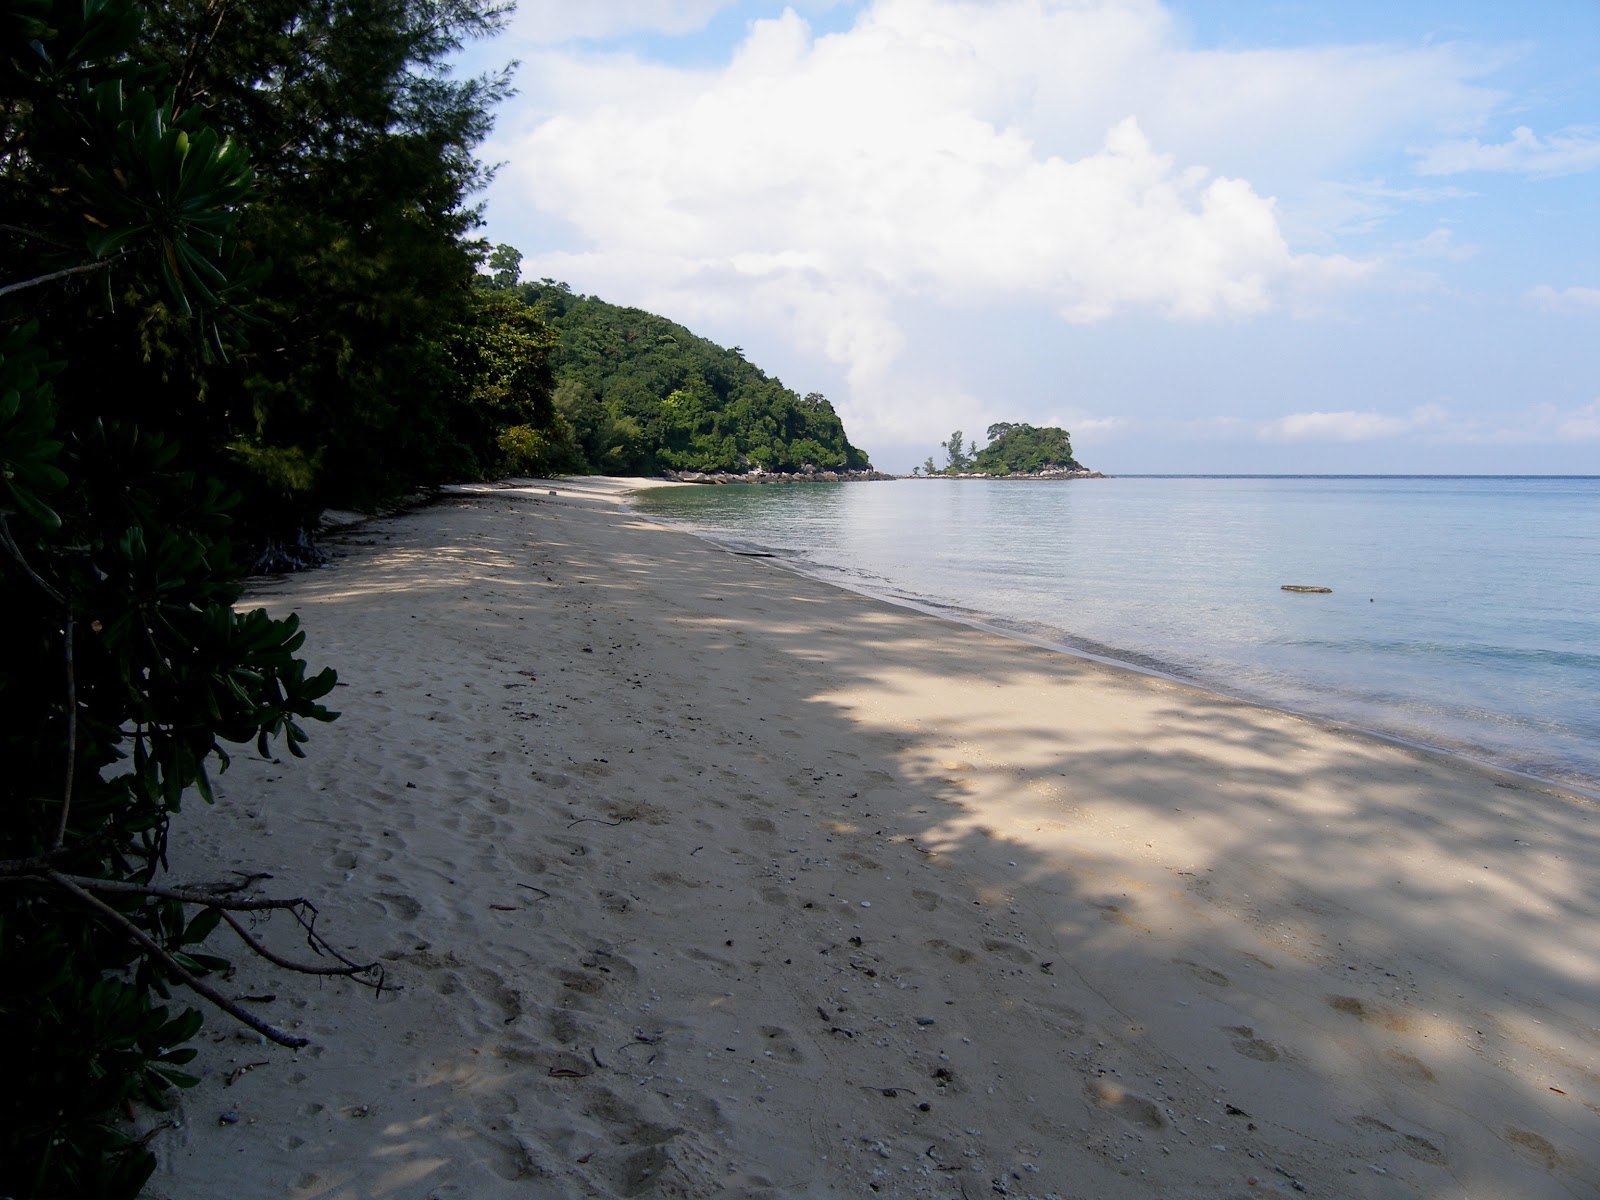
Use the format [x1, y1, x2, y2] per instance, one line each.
[503, 0, 737, 44]
[1526, 285, 1600, 314]
[1259, 405, 1447, 442]
[504, 2, 1400, 396]
[1413, 125, 1600, 177]
[485, 0, 1522, 450]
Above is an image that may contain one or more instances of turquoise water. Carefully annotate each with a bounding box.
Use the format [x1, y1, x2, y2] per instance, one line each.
[632, 476, 1600, 795]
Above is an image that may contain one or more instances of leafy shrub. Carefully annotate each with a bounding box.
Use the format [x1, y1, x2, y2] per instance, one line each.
[1, 4, 376, 1194]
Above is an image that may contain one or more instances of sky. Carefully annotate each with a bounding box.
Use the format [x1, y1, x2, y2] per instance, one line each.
[455, 1, 1600, 474]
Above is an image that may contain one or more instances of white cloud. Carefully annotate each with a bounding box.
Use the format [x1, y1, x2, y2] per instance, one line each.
[1259, 405, 1447, 442]
[1279, 179, 1476, 244]
[1445, 401, 1600, 445]
[1413, 125, 1600, 177]
[1074, 416, 1130, 437]
[486, 0, 1527, 450]
[1257, 400, 1600, 447]
[505, 4, 1394, 397]
[1557, 401, 1600, 441]
[1395, 227, 1477, 261]
[503, 0, 737, 44]
[1526, 285, 1600, 314]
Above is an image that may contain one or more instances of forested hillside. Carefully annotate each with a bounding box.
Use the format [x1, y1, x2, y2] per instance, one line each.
[522, 279, 871, 476]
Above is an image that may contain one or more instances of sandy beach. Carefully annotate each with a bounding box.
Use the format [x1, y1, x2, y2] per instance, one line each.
[149, 478, 1599, 1200]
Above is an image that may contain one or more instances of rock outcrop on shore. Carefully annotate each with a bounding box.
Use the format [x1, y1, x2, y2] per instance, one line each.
[660, 465, 1103, 483]
[660, 466, 896, 483]
[913, 466, 1106, 480]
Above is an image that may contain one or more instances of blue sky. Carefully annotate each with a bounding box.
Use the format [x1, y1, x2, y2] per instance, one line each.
[459, 1, 1599, 473]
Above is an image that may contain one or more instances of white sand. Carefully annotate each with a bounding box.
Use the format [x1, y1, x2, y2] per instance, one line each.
[150, 478, 1600, 1199]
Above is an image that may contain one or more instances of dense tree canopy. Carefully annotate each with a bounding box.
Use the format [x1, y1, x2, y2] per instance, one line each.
[126, 0, 525, 522]
[973, 422, 1080, 474]
[523, 278, 871, 476]
[2, 1, 516, 1194]
[922, 422, 1081, 475]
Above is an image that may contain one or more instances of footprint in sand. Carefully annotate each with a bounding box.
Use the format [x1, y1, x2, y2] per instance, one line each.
[652, 869, 704, 890]
[1383, 1050, 1437, 1083]
[373, 892, 422, 921]
[1354, 1116, 1448, 1166]
[682, 946, 735, 968]
[759, 1025, 804, 1064]
[1095, 901, 1148, 932]
[743, 817, 776, 834]
[911, 888, 942, 912]
[1326, 994, 1413, 1033]
[1224, 1025, 1281, 1062]
[1088, 1079, 1167, 1130]
[924, 938, 978, 965]
[1504, 1127, 1561, 1169]
[1174, 959, 1231, 988]
[1233, 949, 1276, 971]
[553, 966, 606, 997]
[982, 939, 1035, 965]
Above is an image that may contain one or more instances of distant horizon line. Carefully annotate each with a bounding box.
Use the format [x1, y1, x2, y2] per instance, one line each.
[1096, 473, 1600, 480]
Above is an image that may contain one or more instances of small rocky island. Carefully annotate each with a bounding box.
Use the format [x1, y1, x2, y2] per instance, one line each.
[916, 423, 1103, 479]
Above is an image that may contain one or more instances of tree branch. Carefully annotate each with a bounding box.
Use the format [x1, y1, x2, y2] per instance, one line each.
[0, 511, 67, 606]
[0, 223, 75, 250]
[45, 873, 304, 910]
[43, 871, 383, 985]
[51, 617, 77, 851]
[219, 910, 381, 985]
[0, 254, 125, 300]
[173, 0, 232, 117]
[46, 869, 310, 1048]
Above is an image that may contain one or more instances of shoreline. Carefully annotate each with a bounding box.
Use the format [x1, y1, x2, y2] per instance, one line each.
[624, 481, 1600, 801]
[151, 478, 1599, 1199]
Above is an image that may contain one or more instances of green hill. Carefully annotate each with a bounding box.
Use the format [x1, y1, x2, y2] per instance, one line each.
[524, 281, 871, 476]
[922, 423, 1085, 475]
[973, 422, 1082, 474]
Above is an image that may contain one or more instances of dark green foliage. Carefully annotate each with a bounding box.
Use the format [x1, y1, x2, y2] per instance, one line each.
[446, 287, 561, 476]
[524, 278, 870, 476]
[941, 429, 972, 472]
[130, 0, 527, 520]
[0, 325, 340, 1198]
[972, 422, 1080, 474]
[2, 3, 353, 1194]
[483, 243, 523, 291]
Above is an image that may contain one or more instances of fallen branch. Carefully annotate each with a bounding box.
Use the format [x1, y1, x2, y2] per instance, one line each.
[40, 868, 385, 1046]
[45, 874, 304, 910]
[47, 870, 311, 1048]
[219, 910, 381, 986]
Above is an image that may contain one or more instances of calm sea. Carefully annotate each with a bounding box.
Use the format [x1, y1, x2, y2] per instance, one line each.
[632, 476, 1600, 796]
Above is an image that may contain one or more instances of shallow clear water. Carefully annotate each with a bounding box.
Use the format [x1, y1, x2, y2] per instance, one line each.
[633, 476, 1600, 795]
